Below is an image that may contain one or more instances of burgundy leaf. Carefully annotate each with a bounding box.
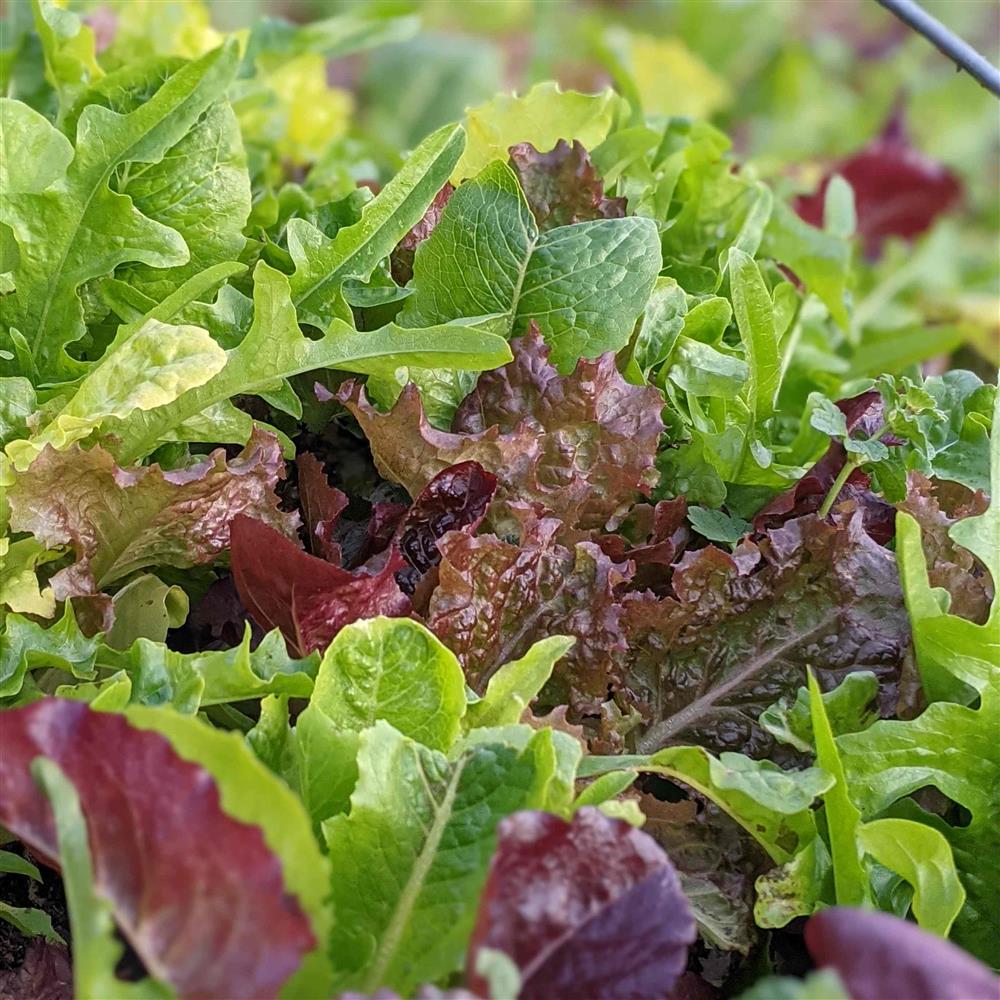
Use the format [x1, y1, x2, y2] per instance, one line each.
[427, 516, 631, 714]
[230, 515, 410, 656]
[805, 908, 999, 1000]
[395, 461, 497, 594]
[0, 940, 72, 1000]
[508, 140, 627, 231]
[7, 429, 296, 603]
[391, 183, 455, 285]
[0, 700, 315, 1000]
[356, 501, 409, 566]
[340, 330, 664, 533]
[754, 392, 895, 544]
[467, 808, 695, 1000]
[795, 112, 961, 256]
[622, 513, 909, 756]
[596, 498, 690, 591]
[297, 453, 349, 562]
[897, 472, 992, 623]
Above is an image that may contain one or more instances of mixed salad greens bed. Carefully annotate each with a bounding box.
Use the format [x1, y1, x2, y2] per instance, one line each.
[1, 1, 998, 998]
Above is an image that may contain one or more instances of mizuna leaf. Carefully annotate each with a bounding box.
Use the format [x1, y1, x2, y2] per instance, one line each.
[804, 908, 999, 1000]
[466, 808, 696, 1000]
[399, 160, 661, 373]
[323, 720, 552, 995]
[340, 329, 664, 533]
[7, 429, 295, 604]
[230, 515, 411, 656]
[108, 263, 512, 464]
[427, 516, 631, 714]
[0, 700, 321, 1000]
[287, 123, 466, 329]
[0, 42, 240, 382]
[623, 514, 909, 756]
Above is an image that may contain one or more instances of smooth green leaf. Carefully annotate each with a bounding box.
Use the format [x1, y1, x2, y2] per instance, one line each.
[463, 635, 575, 730]
[807, 670, 868, 908]
[402, 159, 661, 373]
[858, 817, 965, 936]
[308, 617, 466, 752]
[729, 247, 780, 422]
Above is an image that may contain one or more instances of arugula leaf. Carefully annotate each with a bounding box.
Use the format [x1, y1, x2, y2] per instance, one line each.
[108, 263, 512, 463]
[287, 123, 465, 329]
[0, 41, 240, 381]
[399, 159, 661, 374]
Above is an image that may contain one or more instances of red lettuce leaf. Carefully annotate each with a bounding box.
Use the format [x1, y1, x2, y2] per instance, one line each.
[622, 513, 909, 756]
[805, 908, 999, 1000]
[0, 700, 315, 1000]
[897, 472, 992, 623]
[395, 461, 497, 594]
[508, 140, 627, 231]
[426, 516, 631, 714]
[0, 940, 72, 1000]
[466, 808, 695, 1000]
[340, 329, 664, 533]
[230, 515, 410, 656]
[391, 182, 455, 285]
[7, 429, 296, 609]
[297, 453, 349, 562]
[795, 112, 961, 256]
[754, 392, 895, 544]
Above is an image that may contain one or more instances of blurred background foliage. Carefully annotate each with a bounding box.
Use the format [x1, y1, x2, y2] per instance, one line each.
[4, 0, 997, 370]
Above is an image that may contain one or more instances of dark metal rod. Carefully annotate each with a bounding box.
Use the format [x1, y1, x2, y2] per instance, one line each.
[876, 0, 1000, 97]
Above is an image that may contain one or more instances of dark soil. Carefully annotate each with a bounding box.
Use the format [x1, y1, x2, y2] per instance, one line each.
[0, 845, 68, 973]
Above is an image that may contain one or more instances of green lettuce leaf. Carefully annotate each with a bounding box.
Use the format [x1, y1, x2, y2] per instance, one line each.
[323, 720, 554, 995]
[0, 41, 240, 381]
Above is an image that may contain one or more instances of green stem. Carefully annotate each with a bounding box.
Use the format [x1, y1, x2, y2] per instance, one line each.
[818, 458, 857, 518]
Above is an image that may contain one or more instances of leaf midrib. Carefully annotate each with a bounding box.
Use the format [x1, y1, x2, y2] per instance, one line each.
[636, 610, 839, 753]
[31, 84, 211, 366]
[361, 754, 466, 992]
